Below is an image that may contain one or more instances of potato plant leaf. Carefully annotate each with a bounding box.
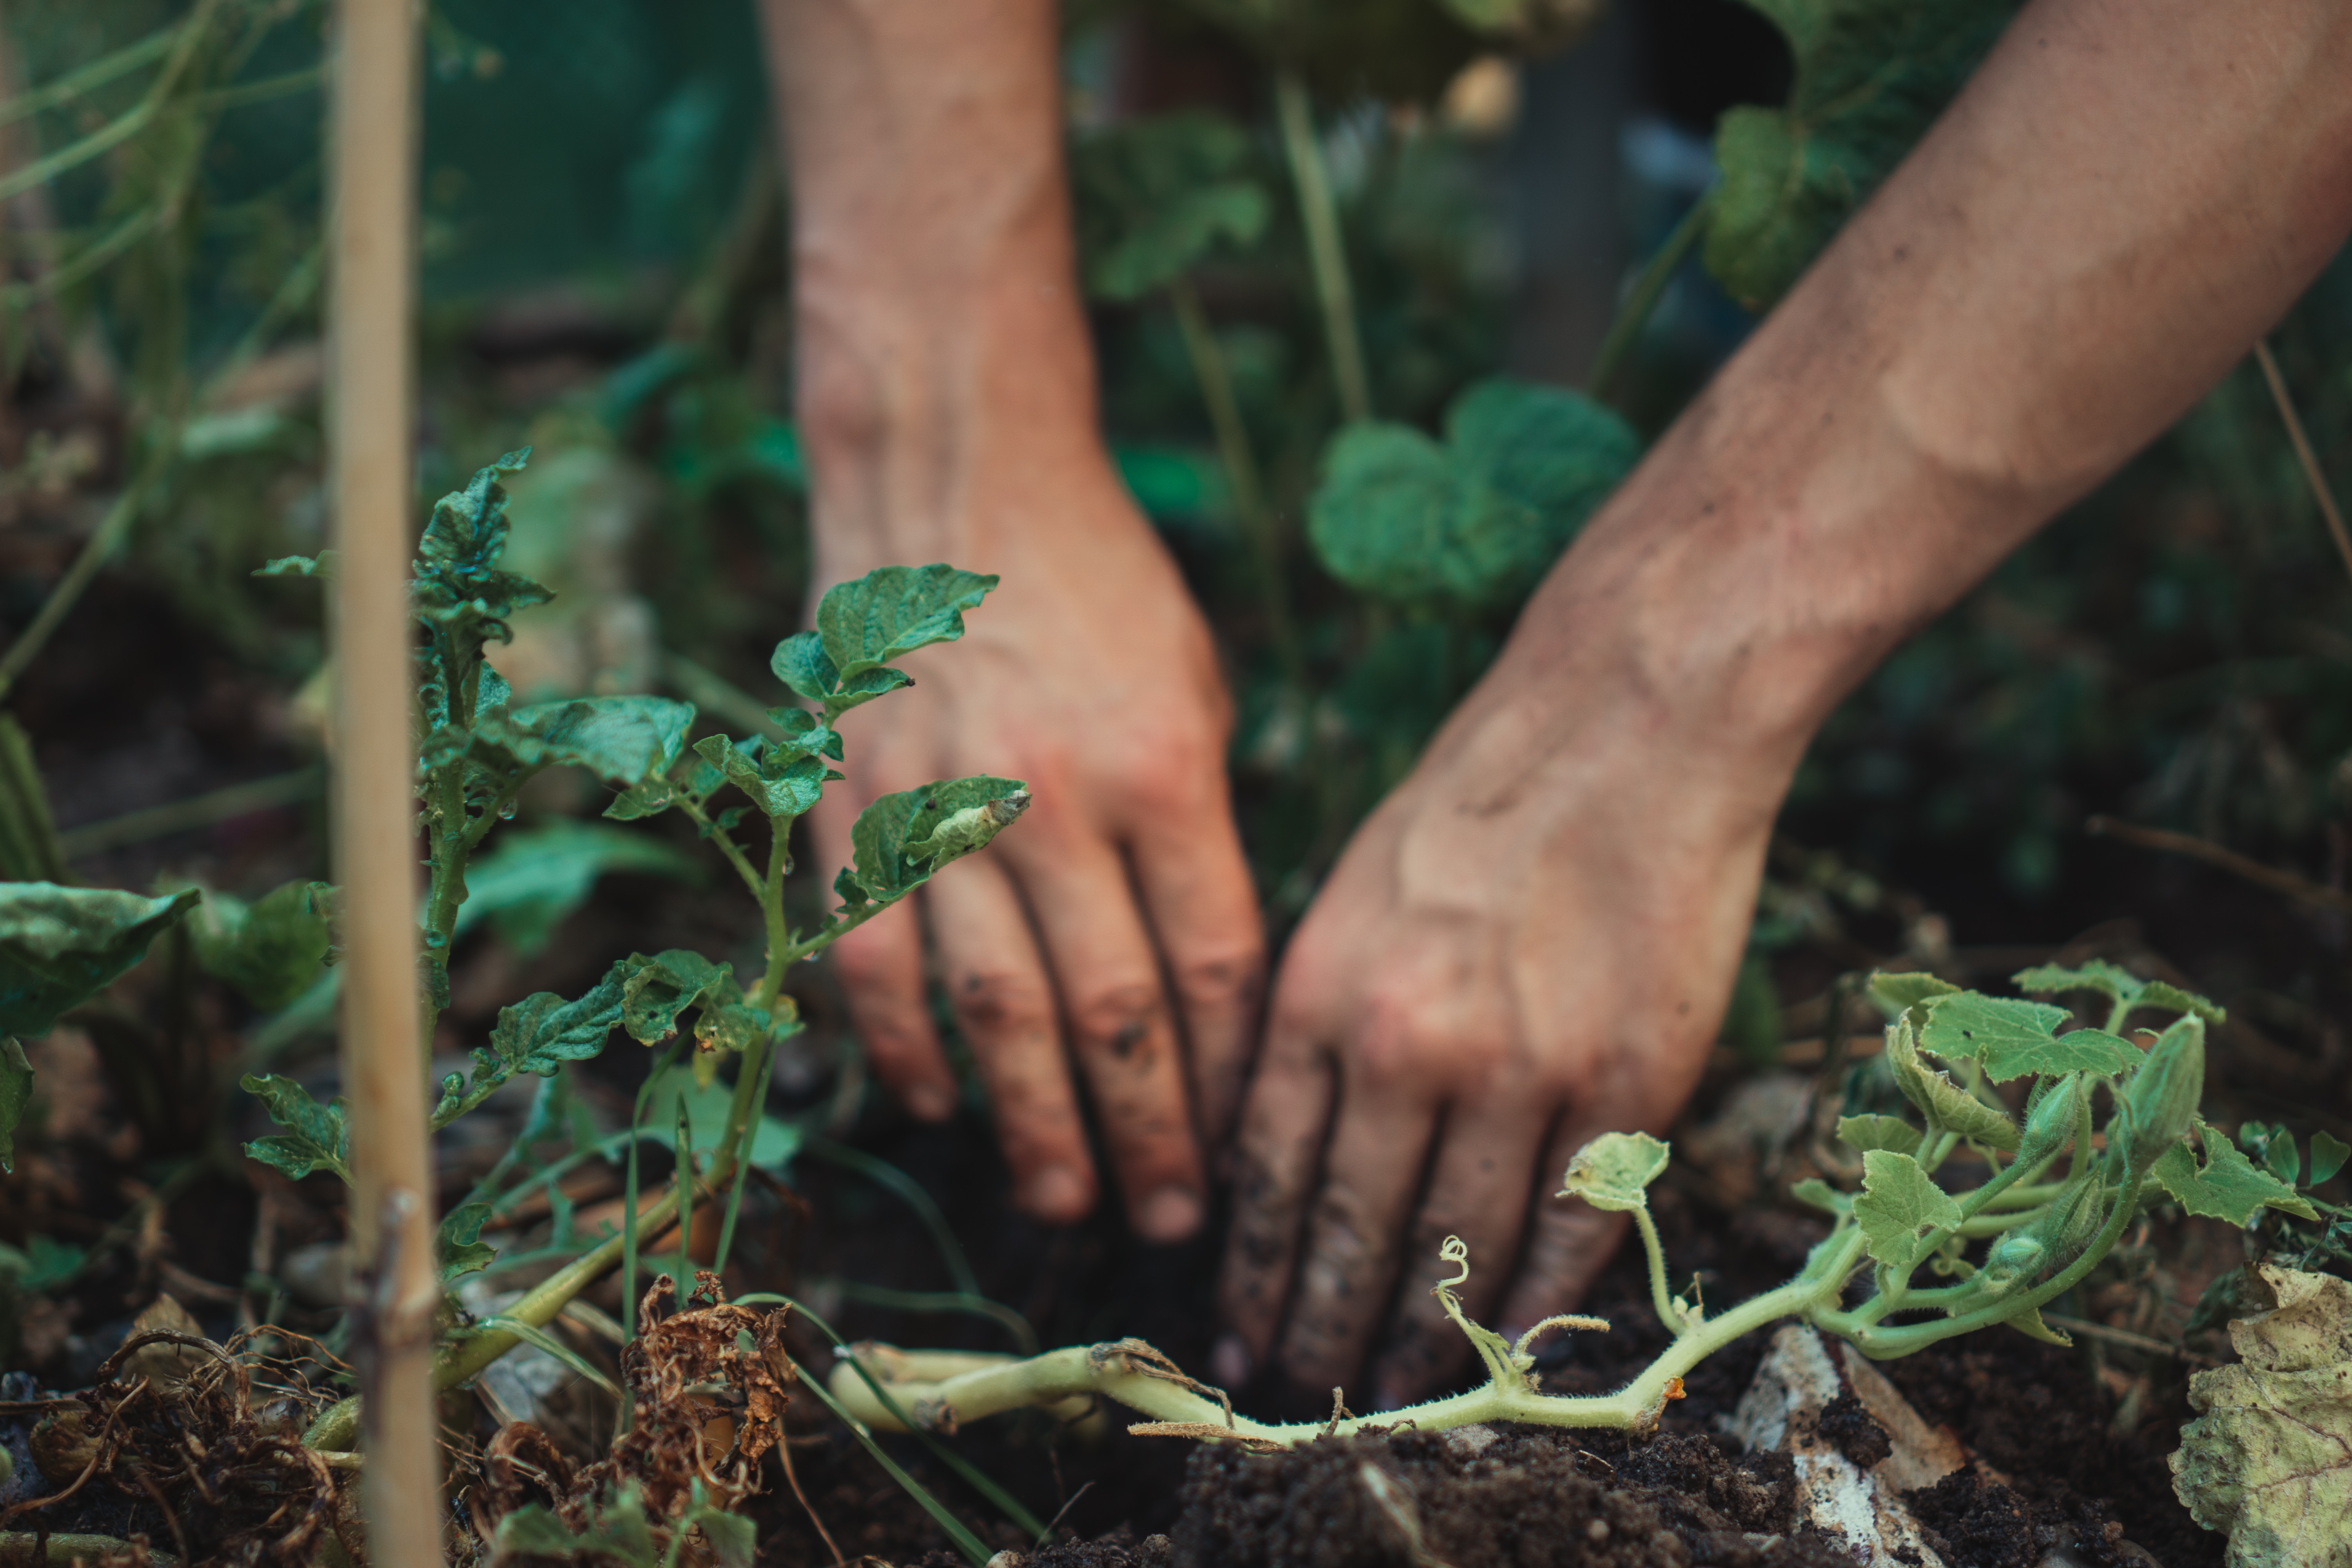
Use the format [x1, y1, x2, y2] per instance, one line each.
[0, 883, 201, 1040]
[239, 1073, 350, 1183]
[470, 696, 696, 787]
[1557, 1131, 1670, 1213]
[1854, 1148, 1964, 1272]
[489, 962, 633, 1076]
[2170, 1265, 2352, 1568]
[191, 879, 335, 1011]
[455, 821, 701, 958]
[2151, 1125, 2319, 1227]
[694, 734, 828, 822]
[254, 550, 338, 580]
[1836, 1113, 1923, 1157]
[775, 566, 997, 721]
[845, 777, 1031, 905]
[1071, 112, 1272, 301]
[1308, 378, 1638, 616]
[1702, 0, 2017, 310]
[618, 950, 740, 1047]
[1920, 993, 2136, 1082]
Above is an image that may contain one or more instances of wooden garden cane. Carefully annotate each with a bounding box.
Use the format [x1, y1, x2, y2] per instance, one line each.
[327, 0, 440, 1562]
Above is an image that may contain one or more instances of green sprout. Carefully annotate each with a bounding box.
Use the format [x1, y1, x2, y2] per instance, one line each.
[826, 968, 2310, 1448]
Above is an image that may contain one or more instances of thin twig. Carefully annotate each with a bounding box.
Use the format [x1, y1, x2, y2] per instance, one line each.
[2253, 339, 2352, 589]
[1589, 188, 1715, 403]
[2086, 814, 2352, 915]
[772, 1439, 848, 1567]
[2039, 1313, 2214, 1365]
[1274, 71, 1370, 424]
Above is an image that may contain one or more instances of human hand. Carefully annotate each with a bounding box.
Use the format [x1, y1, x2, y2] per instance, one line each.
[806, 459, 1264, 1243]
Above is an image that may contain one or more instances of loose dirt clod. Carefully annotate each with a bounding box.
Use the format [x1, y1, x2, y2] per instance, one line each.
[1816, 1392, 1893, 1472]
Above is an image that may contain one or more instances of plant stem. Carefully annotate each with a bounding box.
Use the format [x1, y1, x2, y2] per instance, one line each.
[0, 463, 163, 702]
[55, 764, 322, 858]
[1630, 1207, 1683, 1330]
[1274, 70, 1370, 425]
[674, 795, 767, 902]
[1587, 187, 1714, 404]
[2253, 338, 2352, 589]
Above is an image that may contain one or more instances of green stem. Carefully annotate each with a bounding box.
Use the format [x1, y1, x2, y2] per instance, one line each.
[675, 795, 766, 902]
[710, 1040, 777, 1277]
[1630, 1207, 1683, 1331]
[1274, 70, 1370, 425]
[1587, 187, 1713, 403]
[0, 25, 178, 127]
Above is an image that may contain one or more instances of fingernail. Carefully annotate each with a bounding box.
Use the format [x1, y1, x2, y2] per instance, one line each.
[906, 1083, 956, 1122]
[1136, 1185, 1204, 1243]
[1210, 1334, 1251, 1388]
[1024, 1165, 1091, 1221]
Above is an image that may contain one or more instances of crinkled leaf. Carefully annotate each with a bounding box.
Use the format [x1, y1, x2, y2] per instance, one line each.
[191, 879, 335, 1011]
[456, 820, 701, 957]
[1071, 111, 1272, 300]
[488, 962, 633, 1076]
[493, 1479, 660, 1567]
[813, 564, 997, 686]
[2011, 959, 2145, 1005]
[619, 950, 740, 1046]
[2151, 1124, 2319, 1226]
[1703, 0, 2016, 310]
[1836, 1113, 1922, 1157]
[1307, 378, 1639, 616]
[2133, 979, 2227, 1026]
[1884, 1015, 2019, 1152]
[1556, 1131, 1670, 1213]
[0, 1036, 31, 1172]
[0, 883, 200, 1039]
[2170, 1265, 2352, 1568]
[471, 696, 696, 787]
[437, 1200, 495, 1281]
[694, 734, 828, 822]
[1853, 1148, 1964, 1272]
[845, 777, 1030, 904]
[239, 1073, 350, 1182]
[601, 780, 677, 822]
[2310, 1130, 2351, 1187]
[1920, 993, 2136, 1082]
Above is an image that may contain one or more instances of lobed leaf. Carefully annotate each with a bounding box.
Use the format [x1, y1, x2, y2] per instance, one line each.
[1884, 1015, 2019, 1152]
[1853, 1148, 1964, 1273]
[772, 566, 998, 724]
[1866, 969, 1958, 1018]
[2169, 1265, 2352, 1568]
[0, 883, 200, 1040]
[1557, 1131, 1670, 1213]
[2150, 1124, 2319, 1227]
[2011, 959, 2146, 1007]
[238, 1073, 350, 1183]
[1307, 378, 1638, 617]
[1920, 992, 2136, 1082]
[191, 879, 335, 1011]
[1836, 1113, 1923, 1158]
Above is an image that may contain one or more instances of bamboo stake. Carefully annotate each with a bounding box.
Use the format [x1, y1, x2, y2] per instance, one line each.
[327, 1, 437, 1563]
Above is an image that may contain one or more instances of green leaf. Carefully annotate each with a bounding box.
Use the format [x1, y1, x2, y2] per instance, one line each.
[488, 962, 633, 1076]
[2133, 980, 2227, 1025]
[1702, 0, 2017, 310]
[1556, 1131, 1671, 1213]
[1853, 1148, 1964, 1273]
[2170, 1265, 2352, 1568]
[1789, 1176, 1850, 1215]
[845, 777, 1031, 905]
[2308, 1130, 2350, 1187]
[455, 821, 701, 958]
[2011, 959, 2146, 1006]
[437, 1200, 495, 1281]
[694, 734, 828, 822]
[470, 695, 697, 787]
[1071, 111, 1272, 301]
[2265, 1131, 2303, 1188]
[1884, 1014, 2019, 1152]
[239, 1073, 350, 1183]
[2151, 1125, 2319, 1226]
[1866, 969, 1959, 1018]
[1836, 1113, 1923, 1157]
[682, 1500, 757, 1568]
[1307, 378, 1639, 616]
[254, 550, 338, 580]
[816, 563, 997, 684]
[618, 950, 740, 1047]
[640, 1062, 799, 1171]
[0, 1036, 31, 1173]
[493, 1481, 661, 1567]
[191, 879, 335, 1011]
[1920, 993, 2136, 1082]
[0, 883, 200, 1039]
[2002, 1301, 2074, 1348]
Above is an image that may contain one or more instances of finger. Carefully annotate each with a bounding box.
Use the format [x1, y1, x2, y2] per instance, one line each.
[921, 854, 1097, 1224]
[824, 894, 959, 1122]
[1216, 1025, 1335, 1374]
[1365, 1102, 1551, 1409]
[1274, 1084, 1440, 1397]
[1494, 1116, 1637, 1341]
[1126, 784, 1265, 1148]
[1011, 832, 1207, 1242]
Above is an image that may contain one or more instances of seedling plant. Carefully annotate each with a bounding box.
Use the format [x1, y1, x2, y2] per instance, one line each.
[828, 967, 2320, 1452]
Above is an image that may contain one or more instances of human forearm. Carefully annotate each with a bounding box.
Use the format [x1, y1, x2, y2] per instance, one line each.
[761, 0, 1106, 566]
[1511, 0, 2352, 775]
